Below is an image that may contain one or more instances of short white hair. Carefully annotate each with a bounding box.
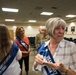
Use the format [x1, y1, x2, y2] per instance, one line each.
[39, 26, 46, 29]
[45, 17, 66, 37]
[39, 26, 46, 31]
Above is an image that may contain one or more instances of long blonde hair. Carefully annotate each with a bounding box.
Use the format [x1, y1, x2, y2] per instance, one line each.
[0, 24, 12, 61]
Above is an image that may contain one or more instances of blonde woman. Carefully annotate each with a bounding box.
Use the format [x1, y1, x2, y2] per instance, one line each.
[14, 27, 30, 75]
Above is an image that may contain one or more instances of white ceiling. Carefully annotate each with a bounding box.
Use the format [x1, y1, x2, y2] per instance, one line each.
[0, 0, 76, 26]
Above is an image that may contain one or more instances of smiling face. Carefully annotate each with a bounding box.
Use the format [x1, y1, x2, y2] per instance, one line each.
[53, 25, 65, 41]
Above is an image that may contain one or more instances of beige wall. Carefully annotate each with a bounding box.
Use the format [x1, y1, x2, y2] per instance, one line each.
[7, 22, 76, 39]
[8, 25, 41, 39]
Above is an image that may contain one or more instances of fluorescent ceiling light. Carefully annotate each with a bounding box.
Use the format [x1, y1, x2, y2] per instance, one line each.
[2, 8, 19, 12]
[40, 12, 53, 16]
[66, 14, 76, 18]
[28, 20, 36, 22]
[5, 19, 15, 21]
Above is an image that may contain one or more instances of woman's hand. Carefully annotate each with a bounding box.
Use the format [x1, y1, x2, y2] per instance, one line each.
[22, 51, 29, 53]
[35, 53, 44, 65]
[43, 61, 67, 72]
[28, 48, 31, 53]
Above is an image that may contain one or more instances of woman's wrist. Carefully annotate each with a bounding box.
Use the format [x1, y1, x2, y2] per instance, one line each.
[34, 61, 40, 71]
[64, 68, 68, 74]
[34, 61, 38, 68]
[61, 66, 68, 74]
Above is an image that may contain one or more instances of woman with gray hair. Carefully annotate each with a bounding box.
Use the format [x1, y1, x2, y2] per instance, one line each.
[33, 17, 76, 75]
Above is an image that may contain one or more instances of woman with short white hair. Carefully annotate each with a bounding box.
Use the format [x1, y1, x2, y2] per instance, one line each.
[33, 17, 76, 75]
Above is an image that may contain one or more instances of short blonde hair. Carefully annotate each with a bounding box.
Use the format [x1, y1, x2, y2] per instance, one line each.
[45, 17, 66, 37]
[39, 26, 46, 30]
